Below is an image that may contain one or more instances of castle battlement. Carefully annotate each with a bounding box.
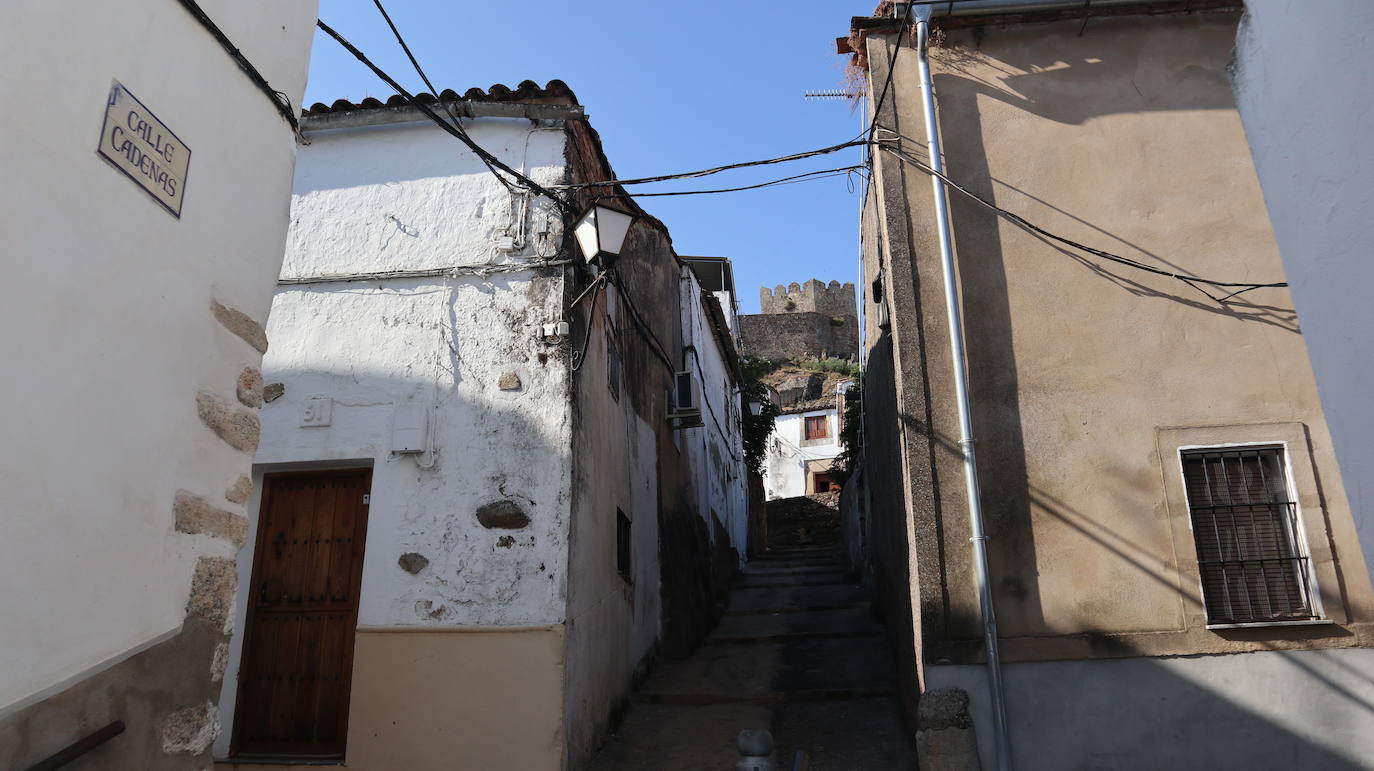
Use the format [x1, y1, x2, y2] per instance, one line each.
[759, 278, 857, 318]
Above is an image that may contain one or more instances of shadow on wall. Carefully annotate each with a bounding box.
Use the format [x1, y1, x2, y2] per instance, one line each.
[934, 645, 1374, 770]
[931, 14, 1241, 127]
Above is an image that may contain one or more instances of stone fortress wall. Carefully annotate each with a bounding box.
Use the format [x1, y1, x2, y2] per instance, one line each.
[760, 279, 858, 318]
[741, 278, 859, 361]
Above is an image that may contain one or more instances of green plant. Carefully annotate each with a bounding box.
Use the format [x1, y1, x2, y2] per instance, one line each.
[794, 356, 860, 377]
[830, 377, 863, 485]
[740, 356, 781, 477]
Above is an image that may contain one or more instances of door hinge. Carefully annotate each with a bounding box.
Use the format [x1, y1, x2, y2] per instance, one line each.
[362, 494, 370, 505]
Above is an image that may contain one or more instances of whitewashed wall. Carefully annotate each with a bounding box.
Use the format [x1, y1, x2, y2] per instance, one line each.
[214, 117, 572, 753]
[764, 409, 841, 500]
[680, 271, 750, 559]
[0, 0, 316, 715]
[1233, 0, 1374, 585]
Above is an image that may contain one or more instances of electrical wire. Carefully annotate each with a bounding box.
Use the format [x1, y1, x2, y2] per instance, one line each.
[607, 270, 676, 373]
[277, 260, 571, 286]
[174, 0, 298, 131]
[315, 19, 569, 211]
[611, 166, 864, 199]
[368, 0, 519, 193]
[861, 0, 916, 143]
[570, 275, 607, 372]
[877, 142, 1288, 299]
[552, 140, 871, 191]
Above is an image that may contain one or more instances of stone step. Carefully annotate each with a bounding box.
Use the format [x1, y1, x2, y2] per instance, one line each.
[634, 637, 896, 704]
[736, 573, 855, 590]
[772, 696, 916, 770]
[752, 553, 844, 565]
[757, 545, 842, 557]
[588, 703, 772, 770]
[708, 604, 883, 644]
[726, 583, 867, 615]
[742, 563, 852, 577]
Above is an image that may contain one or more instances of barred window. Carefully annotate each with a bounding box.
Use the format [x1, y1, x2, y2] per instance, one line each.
[1181, 447, 1317, 625]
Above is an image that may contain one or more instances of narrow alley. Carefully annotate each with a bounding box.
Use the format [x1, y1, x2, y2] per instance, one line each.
[592, 496, 914, 770]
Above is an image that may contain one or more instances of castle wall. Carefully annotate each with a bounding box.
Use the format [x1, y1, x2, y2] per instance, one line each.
[739, 312, 858, 361]
[759, 279, 857, 318]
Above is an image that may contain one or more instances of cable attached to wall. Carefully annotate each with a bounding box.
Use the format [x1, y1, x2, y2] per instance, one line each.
[876, 141, 1289, 302]
[316, 19, 570, 211]
[174, 0, 299, 132]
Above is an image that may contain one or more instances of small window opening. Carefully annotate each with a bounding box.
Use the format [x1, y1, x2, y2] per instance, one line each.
[1181, 447, 1317, 625]
[616, 508, 631, 581]
[804, 415, 829, 440]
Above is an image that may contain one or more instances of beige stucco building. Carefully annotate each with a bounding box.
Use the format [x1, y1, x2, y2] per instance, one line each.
[849, 2, 1374, 767]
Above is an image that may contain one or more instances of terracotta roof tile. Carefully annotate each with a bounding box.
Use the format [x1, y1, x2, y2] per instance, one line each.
[304, 79, 578, 116]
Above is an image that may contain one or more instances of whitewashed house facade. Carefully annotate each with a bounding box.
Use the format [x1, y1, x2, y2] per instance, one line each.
[763, 379, 851, 500]
[212, 83, 748, 770]
[0, 2, 316, 769]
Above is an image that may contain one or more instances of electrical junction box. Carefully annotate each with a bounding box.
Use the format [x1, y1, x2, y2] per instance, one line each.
[391, 405, 428, 453]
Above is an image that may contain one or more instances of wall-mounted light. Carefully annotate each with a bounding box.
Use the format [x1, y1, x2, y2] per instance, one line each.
[573, 203, 636, 266]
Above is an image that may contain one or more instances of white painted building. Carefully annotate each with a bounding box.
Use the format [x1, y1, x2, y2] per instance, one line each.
[0, 2, 316, 769]
[763, 379, 851, 500]
[680, 264, 750, 560]
[1232, 0, 1374, 587]
[212, 85, 747, 769]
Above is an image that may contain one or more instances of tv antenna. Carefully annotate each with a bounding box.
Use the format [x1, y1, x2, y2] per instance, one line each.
[803, 89, 858, 101]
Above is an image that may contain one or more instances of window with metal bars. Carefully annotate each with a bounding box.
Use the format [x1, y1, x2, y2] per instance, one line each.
[1181, 447, 1317, 625]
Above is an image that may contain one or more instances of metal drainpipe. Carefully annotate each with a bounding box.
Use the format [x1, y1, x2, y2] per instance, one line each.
[911, 9, 1013, 770]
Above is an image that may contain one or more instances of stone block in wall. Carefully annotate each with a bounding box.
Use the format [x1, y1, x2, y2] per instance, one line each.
[196, 390, 260, 452]
[173, 491, 248, 546]
[916, 688, 980, 771]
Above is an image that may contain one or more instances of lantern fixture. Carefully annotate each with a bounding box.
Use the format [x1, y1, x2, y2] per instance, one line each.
[573, 203, 636, 265]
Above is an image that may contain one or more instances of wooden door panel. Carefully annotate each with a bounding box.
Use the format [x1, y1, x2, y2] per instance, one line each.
[233, 469, 370, 759]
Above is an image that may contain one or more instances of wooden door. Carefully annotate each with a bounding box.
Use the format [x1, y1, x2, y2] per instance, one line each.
[231, 469, 371, 760]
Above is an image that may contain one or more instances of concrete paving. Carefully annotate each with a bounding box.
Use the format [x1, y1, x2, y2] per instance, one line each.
[589, 500, 915, 770]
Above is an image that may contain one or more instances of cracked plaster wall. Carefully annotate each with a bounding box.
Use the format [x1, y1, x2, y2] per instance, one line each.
[214, 117, 574, 757]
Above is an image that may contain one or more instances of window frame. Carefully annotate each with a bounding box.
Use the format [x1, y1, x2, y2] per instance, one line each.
[1177, 443, 1321, 628]
[803, 414, 829, 441]
[1157, 423, 1341, 632]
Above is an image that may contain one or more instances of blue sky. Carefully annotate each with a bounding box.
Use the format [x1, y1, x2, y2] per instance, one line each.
[305, 1, 869, 314]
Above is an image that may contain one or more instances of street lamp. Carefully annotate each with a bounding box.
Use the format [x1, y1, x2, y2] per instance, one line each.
[573, 203, 636, 266]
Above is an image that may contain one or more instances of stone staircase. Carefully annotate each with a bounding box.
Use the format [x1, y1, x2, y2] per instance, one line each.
[590, 532, 914, 769]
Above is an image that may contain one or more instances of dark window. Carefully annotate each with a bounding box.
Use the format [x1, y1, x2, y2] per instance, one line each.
[804, 415, 829, 440]
[812, 472, 838, 493]
[616, 508, 631, 581]
[1181, 447, 1317, 625]
[606, 327, 620, 402]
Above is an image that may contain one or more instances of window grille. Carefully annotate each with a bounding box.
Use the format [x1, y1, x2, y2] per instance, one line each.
[1181, 447, 1317, 625]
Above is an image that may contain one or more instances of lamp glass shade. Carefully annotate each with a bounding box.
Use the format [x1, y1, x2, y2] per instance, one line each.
[574, 204, 635, 262]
